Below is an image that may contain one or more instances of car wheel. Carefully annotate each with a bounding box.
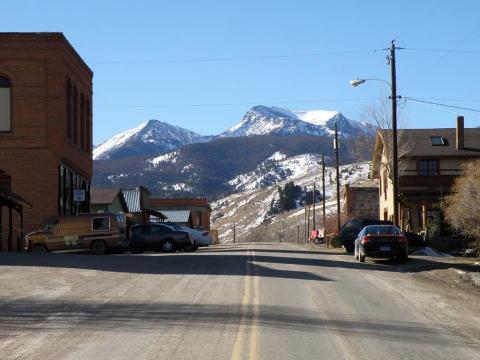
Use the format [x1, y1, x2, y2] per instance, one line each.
[184, 243, 198, 252]
[32, 244, 48, 254]
[161, 239, 175, 253]
[398, 252, 408, 263]
[359, 253, 366, 263]
[91, 240, 109, 255]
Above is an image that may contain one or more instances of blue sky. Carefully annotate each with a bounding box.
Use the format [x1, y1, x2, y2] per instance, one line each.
[3, 0, 480, 144]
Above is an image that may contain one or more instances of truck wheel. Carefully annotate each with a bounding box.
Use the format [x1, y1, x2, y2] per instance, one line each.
[32, 244, 48, 254]
[161, 239, 175, 253]
[91, 240, 109, 255]
[359, 254, 366, 263]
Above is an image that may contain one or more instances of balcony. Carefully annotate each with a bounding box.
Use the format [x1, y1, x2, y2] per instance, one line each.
[399, 169, 462, 189]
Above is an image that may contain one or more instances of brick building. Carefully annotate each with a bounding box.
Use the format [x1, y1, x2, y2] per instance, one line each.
[342, 179, 379, 221]
[0, 33, 93, 250]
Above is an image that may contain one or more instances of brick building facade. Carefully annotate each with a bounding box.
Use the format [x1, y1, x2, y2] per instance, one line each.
[0, 33, 93, 250]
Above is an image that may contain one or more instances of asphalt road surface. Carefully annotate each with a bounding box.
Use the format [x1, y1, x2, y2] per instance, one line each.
[0, 243, 479, 360]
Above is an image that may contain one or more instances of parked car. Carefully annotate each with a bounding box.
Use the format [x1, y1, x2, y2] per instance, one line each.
[162, 222, 212, 247]
[25, 213, 128, 255]
[129, 224, 195, 253]
[354, 225, 408, 263]
[338, 218, 393, 252]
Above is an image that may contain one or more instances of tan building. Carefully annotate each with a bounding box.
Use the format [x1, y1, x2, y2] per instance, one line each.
[0, 33, 93, 250]
[90, 188, 128, 214]
[343, 179, 379, 221]
[372, 117, 480, 232]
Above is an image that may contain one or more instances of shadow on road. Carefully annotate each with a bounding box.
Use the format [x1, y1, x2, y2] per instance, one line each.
[0, 299, 478, 349]
[0, 244, 477, 278]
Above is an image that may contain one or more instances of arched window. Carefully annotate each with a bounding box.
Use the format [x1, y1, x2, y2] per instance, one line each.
[72, 86, 78, 144]
[66, 78, 72, 139]
[0, 76, 11, 132]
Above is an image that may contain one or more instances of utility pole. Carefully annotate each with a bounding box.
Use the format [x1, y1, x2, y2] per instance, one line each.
[334, 121, 341, 233]
[390, 40, 399, 228]
[304, 187, 307, 241]
[322, 153, 326, 231]
[297, 225, 300, 244]
[312, 181, 316, 231]
[233, 221, 236, 244]
[307, 203, 311, 242]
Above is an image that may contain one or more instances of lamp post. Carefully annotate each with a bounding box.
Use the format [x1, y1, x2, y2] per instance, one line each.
[350, 40, 400, 227]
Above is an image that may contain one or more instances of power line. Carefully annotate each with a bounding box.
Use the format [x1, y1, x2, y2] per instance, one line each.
[93, 97, 376, 109]
[402, 47, 480, 54]
[404, 97, 480, 113]
[89, 49, 382, 64]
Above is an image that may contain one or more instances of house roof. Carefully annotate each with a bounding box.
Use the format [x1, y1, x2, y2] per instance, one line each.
[150, 198, 211, 211]
[90, 188, 122, 205]
[347, 179, 379, 188]
[372, 128, 480, 178]
[160, 210, 191, 223]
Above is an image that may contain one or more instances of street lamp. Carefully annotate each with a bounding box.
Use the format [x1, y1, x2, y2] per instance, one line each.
[350, 40, 400, 227]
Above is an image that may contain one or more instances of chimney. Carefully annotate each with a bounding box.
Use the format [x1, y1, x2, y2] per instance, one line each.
[456, 116, 464, 150]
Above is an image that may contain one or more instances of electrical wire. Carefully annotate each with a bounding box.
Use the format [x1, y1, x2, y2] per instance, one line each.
[404, 97, 480, 113]
[89, 49, 382, 64]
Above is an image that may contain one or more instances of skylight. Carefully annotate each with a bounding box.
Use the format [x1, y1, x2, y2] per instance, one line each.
[429, 136, 448, 146]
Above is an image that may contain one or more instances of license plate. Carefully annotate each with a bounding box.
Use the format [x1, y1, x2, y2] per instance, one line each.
[380, 246, 390, 251]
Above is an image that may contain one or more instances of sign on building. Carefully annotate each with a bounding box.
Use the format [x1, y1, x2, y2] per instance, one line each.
[73, 189, 85, 202]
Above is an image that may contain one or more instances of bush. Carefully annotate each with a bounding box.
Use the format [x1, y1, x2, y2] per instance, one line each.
[444, 160, 480, 254]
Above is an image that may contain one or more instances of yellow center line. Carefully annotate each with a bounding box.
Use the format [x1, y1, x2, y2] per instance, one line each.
[230, 246, 260, 360]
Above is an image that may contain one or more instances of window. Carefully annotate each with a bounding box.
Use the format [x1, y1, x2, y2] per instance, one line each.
[80, 94, 85, 150]
[92, 217, 110, 231]
[0, 76, 11, 131]
[73, 86, 78, 144]
[429, 136, 448, 146]
[417, 160, 439, 176]
[194, 210, 202, 227]
[66, 78, 72, 139]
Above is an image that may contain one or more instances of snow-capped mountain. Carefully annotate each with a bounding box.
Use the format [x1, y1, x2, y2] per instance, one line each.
[93, 120, 210, 160]
[220, 105, 376, 138]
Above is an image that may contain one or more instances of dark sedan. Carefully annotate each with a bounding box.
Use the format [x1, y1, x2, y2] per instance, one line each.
[354, 225, 408, 263]
[129, 224, 195, 253]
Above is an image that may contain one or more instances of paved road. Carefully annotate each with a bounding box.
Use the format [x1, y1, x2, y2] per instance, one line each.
[0, 243, 479, 359]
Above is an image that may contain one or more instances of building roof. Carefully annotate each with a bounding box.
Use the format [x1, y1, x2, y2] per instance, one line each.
[150, 198, 211, 211]
[346, 179, 379, 188]
[400, 128, 480, 157]
[372, 128, 480, 177]
[121, 188, 142, 213]
[160, 210, 191, 223]
[90, 188, 122, 205]
[0, 190, 32, 209]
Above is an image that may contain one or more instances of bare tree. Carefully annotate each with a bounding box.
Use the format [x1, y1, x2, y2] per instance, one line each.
[444, 160, 480, 253]
[360, 97, 414, 181]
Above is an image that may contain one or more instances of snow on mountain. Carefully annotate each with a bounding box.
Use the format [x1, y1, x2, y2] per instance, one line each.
[212, 154, 372, 243]
[220, 105, 375, 138]
[93, 120, 210, 160]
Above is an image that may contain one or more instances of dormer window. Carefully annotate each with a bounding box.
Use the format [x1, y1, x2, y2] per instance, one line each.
[429, 136, 448, 146]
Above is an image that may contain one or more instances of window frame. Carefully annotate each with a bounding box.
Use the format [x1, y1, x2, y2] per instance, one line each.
[92, 216, 111, 232]
[417, 159, 440, 176]
[0, 75, 12, 133]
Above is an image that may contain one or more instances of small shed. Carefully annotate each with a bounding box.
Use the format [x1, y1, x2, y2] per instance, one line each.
[90, 188, 128, 214]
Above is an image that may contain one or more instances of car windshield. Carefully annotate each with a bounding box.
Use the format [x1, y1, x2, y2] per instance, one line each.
[365, 226, 400, 235]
